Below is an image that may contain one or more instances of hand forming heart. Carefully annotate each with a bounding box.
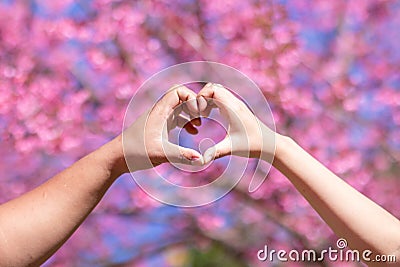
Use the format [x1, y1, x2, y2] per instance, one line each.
[122, 83, 275, 173]
[197, 83, 275, 164]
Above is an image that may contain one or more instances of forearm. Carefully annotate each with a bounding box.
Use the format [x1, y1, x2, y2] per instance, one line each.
[270, 134, 400, 261]
[0, 135, 125, 266]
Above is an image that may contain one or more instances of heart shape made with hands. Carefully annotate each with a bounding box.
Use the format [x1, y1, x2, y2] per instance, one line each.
[123, 81, 275, 191]
[164, 82, 268, 168]
[123, 62, 276, 206]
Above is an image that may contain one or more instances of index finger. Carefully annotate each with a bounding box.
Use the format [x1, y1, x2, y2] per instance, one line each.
[197, 83, 240, 109]
[157, 85, 199, 116]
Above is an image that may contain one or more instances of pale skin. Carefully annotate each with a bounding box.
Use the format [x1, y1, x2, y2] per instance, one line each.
[0, 84, 399, 266]
[198, 83, 400, 266]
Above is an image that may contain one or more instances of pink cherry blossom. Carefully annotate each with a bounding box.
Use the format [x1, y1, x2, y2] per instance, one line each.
[0, 0, 399, 266]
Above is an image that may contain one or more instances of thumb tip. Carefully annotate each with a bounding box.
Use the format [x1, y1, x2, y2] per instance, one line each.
[203, 147, 217, 164]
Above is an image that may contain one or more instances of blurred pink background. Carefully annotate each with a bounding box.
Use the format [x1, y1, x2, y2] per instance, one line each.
[0, 0, 399, 266]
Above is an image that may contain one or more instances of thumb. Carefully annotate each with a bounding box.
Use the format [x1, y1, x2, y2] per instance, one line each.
[164, 142, 204, 166]
[203, 136, 232, 164]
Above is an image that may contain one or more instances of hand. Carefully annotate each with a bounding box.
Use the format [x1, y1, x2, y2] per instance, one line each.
[197, 83, 275, 164]
[122, 85, 203, 172]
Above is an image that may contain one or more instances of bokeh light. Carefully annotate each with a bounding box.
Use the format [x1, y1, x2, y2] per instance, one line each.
[0, 0, 399, 266]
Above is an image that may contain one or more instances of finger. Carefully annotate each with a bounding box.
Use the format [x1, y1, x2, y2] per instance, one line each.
[168, 110, 200, 135]
[175, 114, 198, 135]
[167, 105, 183, 132]
[197, 84, 215, 117]
[202, 136, 232, 164]
[175, 85, 199, 117]
[182, 100, 200, 123]
[158, 85, 198, 117]
[197, 88, 209, 112]
[165, 142, 204, 166]
[199, 102, 214, 117]
[198, 83, 248, 127]
[175, 113, 190, 128]
[197, 83, 236, 108]
[197, 83, 232, 118]
[172, 91, 201, 126]
[197, 83, 219, 111]
[171, 85, 200, 125]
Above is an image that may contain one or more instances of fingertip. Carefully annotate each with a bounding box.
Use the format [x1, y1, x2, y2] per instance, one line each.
[204, 82, 213, 88]
[198, 82, 214, 98]
[213, 83, 225, 89]
[176, 85, 197, 102]
[203, 147, 216, 164]
[185, 96, 199, 115]
[172, 85, 199, 117]
[197, 96, 208, 112]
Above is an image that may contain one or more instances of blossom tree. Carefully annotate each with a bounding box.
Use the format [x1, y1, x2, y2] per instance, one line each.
[0, 0, 399, 266]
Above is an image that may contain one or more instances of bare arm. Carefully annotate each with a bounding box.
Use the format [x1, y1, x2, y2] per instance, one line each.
[0, 136, 125, 266]
[198, 83, 400, 265]
[272, 135, 400, 264]
[0, 85, 201, 267]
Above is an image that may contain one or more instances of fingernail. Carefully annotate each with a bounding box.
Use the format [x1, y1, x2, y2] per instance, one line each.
[214, 83, 224, 88]
[205, 82, 213, 88]
[197, 96, 208, 112]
